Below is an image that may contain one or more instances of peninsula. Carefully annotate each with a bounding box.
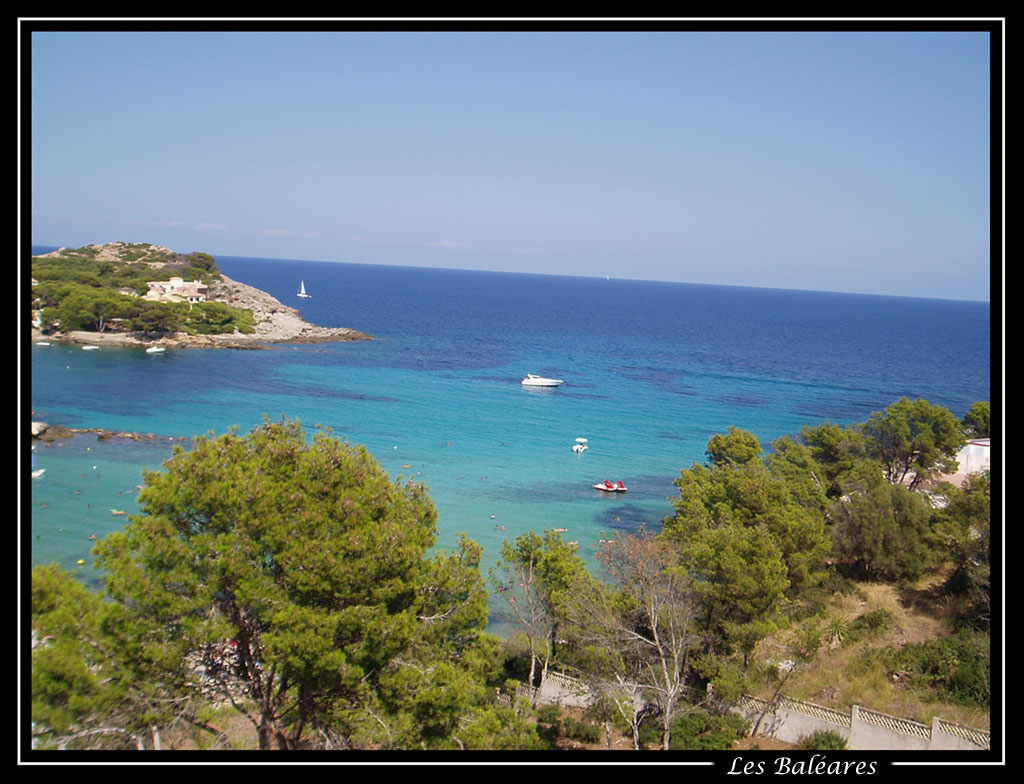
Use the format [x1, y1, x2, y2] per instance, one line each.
[30, 242, 371, 349]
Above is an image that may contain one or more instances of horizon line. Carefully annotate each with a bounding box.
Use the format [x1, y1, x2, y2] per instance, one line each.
[28, 242, 992, 305]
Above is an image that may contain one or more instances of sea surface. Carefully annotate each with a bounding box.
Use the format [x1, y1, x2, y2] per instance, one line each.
[26, 248, 991, 629]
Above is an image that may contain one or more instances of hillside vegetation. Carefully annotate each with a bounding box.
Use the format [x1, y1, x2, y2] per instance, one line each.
[29, 385, 991, 750]
[31, 243, 255, 336]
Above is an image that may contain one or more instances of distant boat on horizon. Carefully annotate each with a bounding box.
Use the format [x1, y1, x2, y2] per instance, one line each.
[297, 280, 311, 298]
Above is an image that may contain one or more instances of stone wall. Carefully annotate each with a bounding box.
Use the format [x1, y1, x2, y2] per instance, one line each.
[734, 695, 989, 751]
[519, 672, 990, 751]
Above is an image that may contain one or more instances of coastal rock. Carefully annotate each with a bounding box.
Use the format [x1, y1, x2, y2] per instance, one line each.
[33, 424, 75, 442]
[31, 243, 372, 349]
[202, 274, 372, 344]
[32, 424, 191, 444]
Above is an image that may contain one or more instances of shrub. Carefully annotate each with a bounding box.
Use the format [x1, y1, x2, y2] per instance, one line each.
[820, 570, 867, 600]
[846, 609, 892, 642]
[797, 730, 848, 750]
[794, 621, 825, 661]
[825, 615, 851, 649]
[563, 717, 601, 744]
[883, 629, 990, 709]
[637, 716, 661, 748]
[669, 710, 751, 750]
[535, 704, 561, 725]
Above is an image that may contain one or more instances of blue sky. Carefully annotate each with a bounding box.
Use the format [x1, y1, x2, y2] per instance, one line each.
[28, 29, 994, 300]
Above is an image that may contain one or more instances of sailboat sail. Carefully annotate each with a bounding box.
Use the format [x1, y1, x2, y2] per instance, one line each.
[297, 280, 311, 298]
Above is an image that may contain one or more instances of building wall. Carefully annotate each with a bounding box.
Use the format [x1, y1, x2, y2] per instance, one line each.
[959, 441, 990, 474]
[733, 695, 988, 751]
[521, 672, 990, 751]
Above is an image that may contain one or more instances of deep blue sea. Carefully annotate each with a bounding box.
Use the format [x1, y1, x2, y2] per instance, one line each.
[26, 248, 991, 628]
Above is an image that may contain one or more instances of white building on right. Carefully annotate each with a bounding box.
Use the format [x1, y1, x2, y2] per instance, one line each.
[957, 438, 991, 475]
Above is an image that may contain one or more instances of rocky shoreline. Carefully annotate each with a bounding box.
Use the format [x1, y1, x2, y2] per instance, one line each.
[30, 245, 373, 442]
[31, 251, 372, 349]
[31, 324, 371, 351]
[31, 420, 191, 444]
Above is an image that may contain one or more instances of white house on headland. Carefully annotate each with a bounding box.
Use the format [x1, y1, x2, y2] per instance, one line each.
[144, 277, 209, 304]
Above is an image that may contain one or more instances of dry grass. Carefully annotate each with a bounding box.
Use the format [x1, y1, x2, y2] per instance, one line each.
[163, 706, 260, 750]
[748, 568, 990, 731]
[159, 569, 990, 751]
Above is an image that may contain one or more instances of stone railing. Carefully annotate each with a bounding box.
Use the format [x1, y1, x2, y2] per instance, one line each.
[737, 693, 989, 751]
[935, 717, 992, 750]
[779, 696, 852, 728]
[503, 672, 990, 751]
[854, 706, 931, 740]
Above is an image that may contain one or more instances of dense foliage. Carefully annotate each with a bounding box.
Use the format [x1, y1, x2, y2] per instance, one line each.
[882, 628, 991, 709]
[29, 396, 992, 751]
[34, 419, 539, 751]
[830, 481, 937, 582]
[661, 427, 828, 660]
[31, 245, 255, 336]
[490, 530, 591, 695]
[31, 564, 185, 750]
[665, 710, 750, 751]
[859, 397, 965, 490]
[797, 730, 849, 750]
[961, 401, 991, 439]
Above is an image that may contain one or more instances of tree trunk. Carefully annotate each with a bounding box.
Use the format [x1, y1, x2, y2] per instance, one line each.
[750, 668, 791, 739]
[258, 718, 275, 751]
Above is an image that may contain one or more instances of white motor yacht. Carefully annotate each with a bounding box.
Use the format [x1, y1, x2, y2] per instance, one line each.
[522, 374, 563, 387]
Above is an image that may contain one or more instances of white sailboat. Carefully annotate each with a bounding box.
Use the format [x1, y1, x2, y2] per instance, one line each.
[297, 280, 311, 298]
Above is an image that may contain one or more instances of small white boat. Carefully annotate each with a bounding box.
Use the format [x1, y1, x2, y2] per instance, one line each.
[297, 280, 311, 298]
[146, 346, 166, 354]
[82, 345, 100, 351]
[35, 341, 51, 346]
[592, 479, 628, 492]
[522, 373, 563, 387]
[572, 438, 588, 454]
[32, 468, 45, 478]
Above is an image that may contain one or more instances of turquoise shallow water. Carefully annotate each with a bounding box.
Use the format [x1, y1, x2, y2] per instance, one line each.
[26, 252, 992, 625]
[28, 434, 175, 590]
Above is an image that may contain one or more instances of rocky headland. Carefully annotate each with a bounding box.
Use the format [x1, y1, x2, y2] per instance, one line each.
[31, 419, 190, 444]
[31, 243, 372, 349]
